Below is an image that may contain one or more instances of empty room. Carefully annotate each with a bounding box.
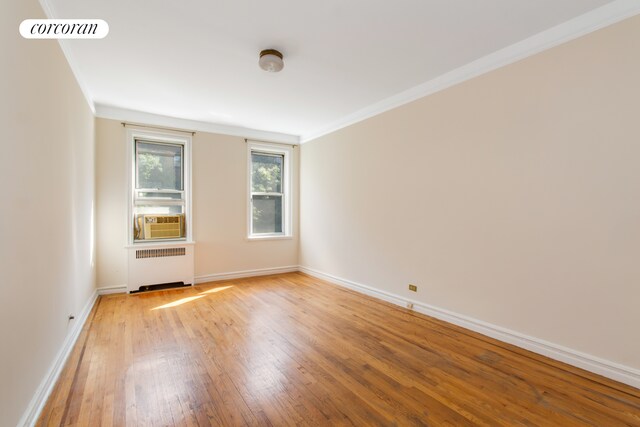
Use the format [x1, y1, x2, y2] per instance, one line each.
[2, 0, 640, 425]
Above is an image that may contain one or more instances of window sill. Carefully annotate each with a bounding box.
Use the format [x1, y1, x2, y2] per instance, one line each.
[125, 240, 195, 249]
[246, 235, 293, 242]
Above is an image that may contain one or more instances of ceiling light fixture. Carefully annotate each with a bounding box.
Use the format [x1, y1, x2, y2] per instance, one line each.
[259, 49, 284, 72]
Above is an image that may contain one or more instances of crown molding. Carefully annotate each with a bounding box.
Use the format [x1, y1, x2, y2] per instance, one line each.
[38, 0, 96, 113]
[300, 0, 640, 143]
[39, 0, 640, 143]
[95, 105, 300, 144]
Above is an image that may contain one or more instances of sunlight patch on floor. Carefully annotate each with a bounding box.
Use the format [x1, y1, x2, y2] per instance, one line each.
[200, 285, 234, 294]
[150, 285, 234, 310]
[151, 295, 205, 310]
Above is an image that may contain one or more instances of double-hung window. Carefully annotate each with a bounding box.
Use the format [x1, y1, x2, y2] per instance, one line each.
[248, 142, 292, 238]
[128, 130, 192, 243]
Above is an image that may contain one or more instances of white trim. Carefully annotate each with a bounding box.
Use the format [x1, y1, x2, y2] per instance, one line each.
[38, 0, 95, 113]
[246, 235, 294, 242]
[126, 128, 193, 245]
[298, 266, 640, 390]
[97, 285, 128, 295]
[39, 0, 640, 143]
[300, 0, 640, 143]
[17, 290, 99, 427]
[125, 241, 196, 249]
[97, 105, 300, 145]
[247, 142, 293, 239]
[195, 266, 299, 284]
[299, 266, 407, 307]
[17, 264, 640, 427]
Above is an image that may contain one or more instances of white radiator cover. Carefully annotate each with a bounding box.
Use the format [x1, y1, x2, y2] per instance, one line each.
[127, 242, 195, 292]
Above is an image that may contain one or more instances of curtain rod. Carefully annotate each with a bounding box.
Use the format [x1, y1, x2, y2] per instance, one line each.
[244, 138, 297, 148]
[121, 122, 196, 135]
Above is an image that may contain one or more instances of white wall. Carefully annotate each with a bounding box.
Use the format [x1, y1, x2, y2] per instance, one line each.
[0, 1, 96, 425]
[300, 15, 640, 370]
[192, 130, 299, 277]
[95, 118, 299, 289]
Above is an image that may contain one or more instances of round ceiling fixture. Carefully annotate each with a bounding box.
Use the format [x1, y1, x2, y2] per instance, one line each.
[259, 49, 284, 72]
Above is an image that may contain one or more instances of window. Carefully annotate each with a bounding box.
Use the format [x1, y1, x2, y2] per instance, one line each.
[136, 141, 183, 194]
[127, 129, 192, 243]
[248, 142, 292, 238]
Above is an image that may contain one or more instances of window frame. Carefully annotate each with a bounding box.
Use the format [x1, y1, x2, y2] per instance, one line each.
[126, 128, 192, 245]
[247, 141, 292, 240]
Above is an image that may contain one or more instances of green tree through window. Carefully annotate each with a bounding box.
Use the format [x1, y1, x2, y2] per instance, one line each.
[136, 142, 183, 190]
[251, 152, 283, 234]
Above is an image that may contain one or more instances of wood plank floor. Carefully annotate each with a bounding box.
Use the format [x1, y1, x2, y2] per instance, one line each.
[38, 272, 640, 426]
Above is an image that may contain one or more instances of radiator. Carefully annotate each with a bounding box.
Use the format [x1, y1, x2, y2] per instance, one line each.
[127, 243, 194, 293]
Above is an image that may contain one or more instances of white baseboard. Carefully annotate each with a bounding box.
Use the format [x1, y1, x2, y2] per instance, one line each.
[98, 265, 300, 293]
[299, 266, 640, 390]
[195, 265, 299, 284]
[97, 284, 127, 295]
[17, 289, 99, 427]
[20, 264, 637, 427]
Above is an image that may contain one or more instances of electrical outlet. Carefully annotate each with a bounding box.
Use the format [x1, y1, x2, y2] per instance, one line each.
[408, 284, 417, 292]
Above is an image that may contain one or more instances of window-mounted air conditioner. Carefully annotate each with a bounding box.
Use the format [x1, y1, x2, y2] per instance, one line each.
[135, 214, 184, 240]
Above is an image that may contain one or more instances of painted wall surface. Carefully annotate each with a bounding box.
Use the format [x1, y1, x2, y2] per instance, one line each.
[300, 15, 640, 369]
[0, 1, 96, 425]
[95, 118, 299, 288]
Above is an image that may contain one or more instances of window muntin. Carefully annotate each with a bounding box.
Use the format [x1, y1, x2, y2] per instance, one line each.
[135, 191, 183, 200]
[248, 144, 291, 238]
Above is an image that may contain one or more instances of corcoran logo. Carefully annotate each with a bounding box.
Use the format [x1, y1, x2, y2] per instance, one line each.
[19, 19, 109, 39]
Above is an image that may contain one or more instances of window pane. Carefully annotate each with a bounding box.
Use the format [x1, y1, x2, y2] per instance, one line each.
[252, 152, 283, 193]
[136, 141, 183, 190]
[252, 195, 282, 234]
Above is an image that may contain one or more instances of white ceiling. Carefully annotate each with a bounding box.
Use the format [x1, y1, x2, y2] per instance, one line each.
[45, 0, 627, 141]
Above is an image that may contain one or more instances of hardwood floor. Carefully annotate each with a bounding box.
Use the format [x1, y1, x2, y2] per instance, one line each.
[38, 272, 640, 426]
